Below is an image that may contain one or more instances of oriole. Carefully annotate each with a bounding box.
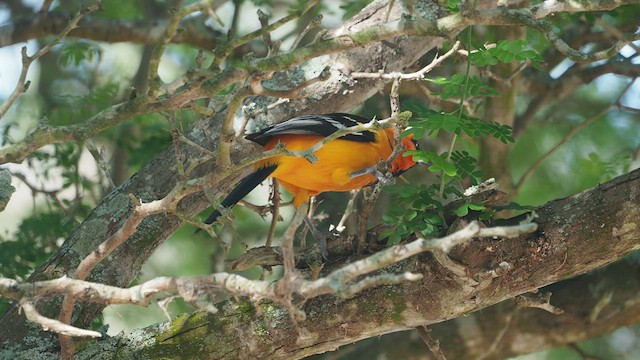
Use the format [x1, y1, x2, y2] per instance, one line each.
[202, 113, 418, 226]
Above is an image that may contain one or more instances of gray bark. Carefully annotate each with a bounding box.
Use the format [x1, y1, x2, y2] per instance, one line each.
[67, 168, 640, 359]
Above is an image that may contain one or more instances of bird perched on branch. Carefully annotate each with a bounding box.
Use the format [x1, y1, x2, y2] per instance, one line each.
[200, 113, 419, 257]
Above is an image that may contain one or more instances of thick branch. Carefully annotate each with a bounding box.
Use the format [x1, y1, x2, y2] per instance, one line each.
[2, 0, 636, 164]
[67, 167, 640, 359]
[1, 0, 638, 355]
[0, 12, 223, 49]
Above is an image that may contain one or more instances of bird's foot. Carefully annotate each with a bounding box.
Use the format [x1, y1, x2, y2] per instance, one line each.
[350, 165, 394, 186]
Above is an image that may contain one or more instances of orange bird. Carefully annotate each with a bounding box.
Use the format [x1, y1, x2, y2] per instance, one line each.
[202, 113, 418, 254]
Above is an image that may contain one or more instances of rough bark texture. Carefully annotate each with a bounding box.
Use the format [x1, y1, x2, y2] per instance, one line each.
[1, 0, 639, 358]
[330, 240, 640, 359]
[0, 0, 451, 349]
[58, 168, 640, 359]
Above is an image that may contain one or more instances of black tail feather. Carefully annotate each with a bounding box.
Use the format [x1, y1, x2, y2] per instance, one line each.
[200, 165, 278, 227]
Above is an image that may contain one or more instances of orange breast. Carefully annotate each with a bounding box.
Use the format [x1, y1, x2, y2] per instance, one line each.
[257, 131, 394, 206]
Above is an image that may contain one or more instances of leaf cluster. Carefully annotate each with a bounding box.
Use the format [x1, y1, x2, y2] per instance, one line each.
[379, 39, 539, 244]
[427, 74, 499, 99]
[59, 40, 101, 67]
[381, 184, 444, 245]
[405, 104, 514, 144]
[468, 40, 544, 68]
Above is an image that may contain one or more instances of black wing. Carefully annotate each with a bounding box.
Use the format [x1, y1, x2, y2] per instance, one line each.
[245, 113, 377, 146]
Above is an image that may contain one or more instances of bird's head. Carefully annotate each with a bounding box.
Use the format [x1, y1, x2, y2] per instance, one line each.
[390, 134, 420, 175]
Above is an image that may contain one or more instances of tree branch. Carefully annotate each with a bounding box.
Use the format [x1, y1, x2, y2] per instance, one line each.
[1, 0, 638, 355]
[57, 167, 640, 359]
[530, 0, 640, 19]
[2, 0, 636, 164]
[0, 11, 224, 49]
[0, 2, 101, 120]
[0, 220, 536, 339]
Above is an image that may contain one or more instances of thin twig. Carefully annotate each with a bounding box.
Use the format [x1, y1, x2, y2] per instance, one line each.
[84, 139, 116, 190]
[12, 172, 67, 213]
[514, 292, 564, 315]
[258, 10, 273, 51]
[474, 311, 515, 360]
[265, 179, 281, 247]
[21, 299, 102, 338]
[351, 41, 462, 80]
[236, 98, 291, 139]
[58, 194, 171, 358]
[227, 0, 241, 39]
[281, 206, 307, 277]
[147, 0, 185, 97]
[339, 272, 422, 299]
[515, 106, 612, 190]
[389, 77, 401, 116]
[438, 34, 472, 199]
[595, 17, 640, 54]
[333, 190, 359, 233]
[0, 2, 101, 120]
[218, 85, 252, 168]
[1, 221, 538, 339]
[168, 115, 186, 178]
[39, 0, 54, 14]
[299, 197, 319, 248]
[212, 0, 319, 68]
[290, 14, 323, 51]
[417, 326, 447, 360]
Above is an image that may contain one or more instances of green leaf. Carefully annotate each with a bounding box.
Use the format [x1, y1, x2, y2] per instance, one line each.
[468, 203, 486, 211]
[427, 74, 497, 100]
[405, 104, 514, 144]
[469, 40, 544, 68]
[388, 232, 402, 245]
[420, 223, 437, 236]
[459, 115, 515, 143]
[425, 213, 444, 225]
[451, 151, 482, 184]
[455, 203, 486, 217]
[455, 204, 470, 217]
[59, 41, 100, 66]
[447, 0, 463, 11]
[466, 76, 500, 97]
[430, 153, 457, 177]
[379, 228, 396, 241]
[494, 202, 537, 212]
[419, 113, 462, 133]
[405, 209, 418, 221]
[383, 184, 446, 243]
[478, 210, 496, 220]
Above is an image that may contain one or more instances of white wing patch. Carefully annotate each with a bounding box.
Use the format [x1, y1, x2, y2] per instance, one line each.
[245, 113, 376, 145]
